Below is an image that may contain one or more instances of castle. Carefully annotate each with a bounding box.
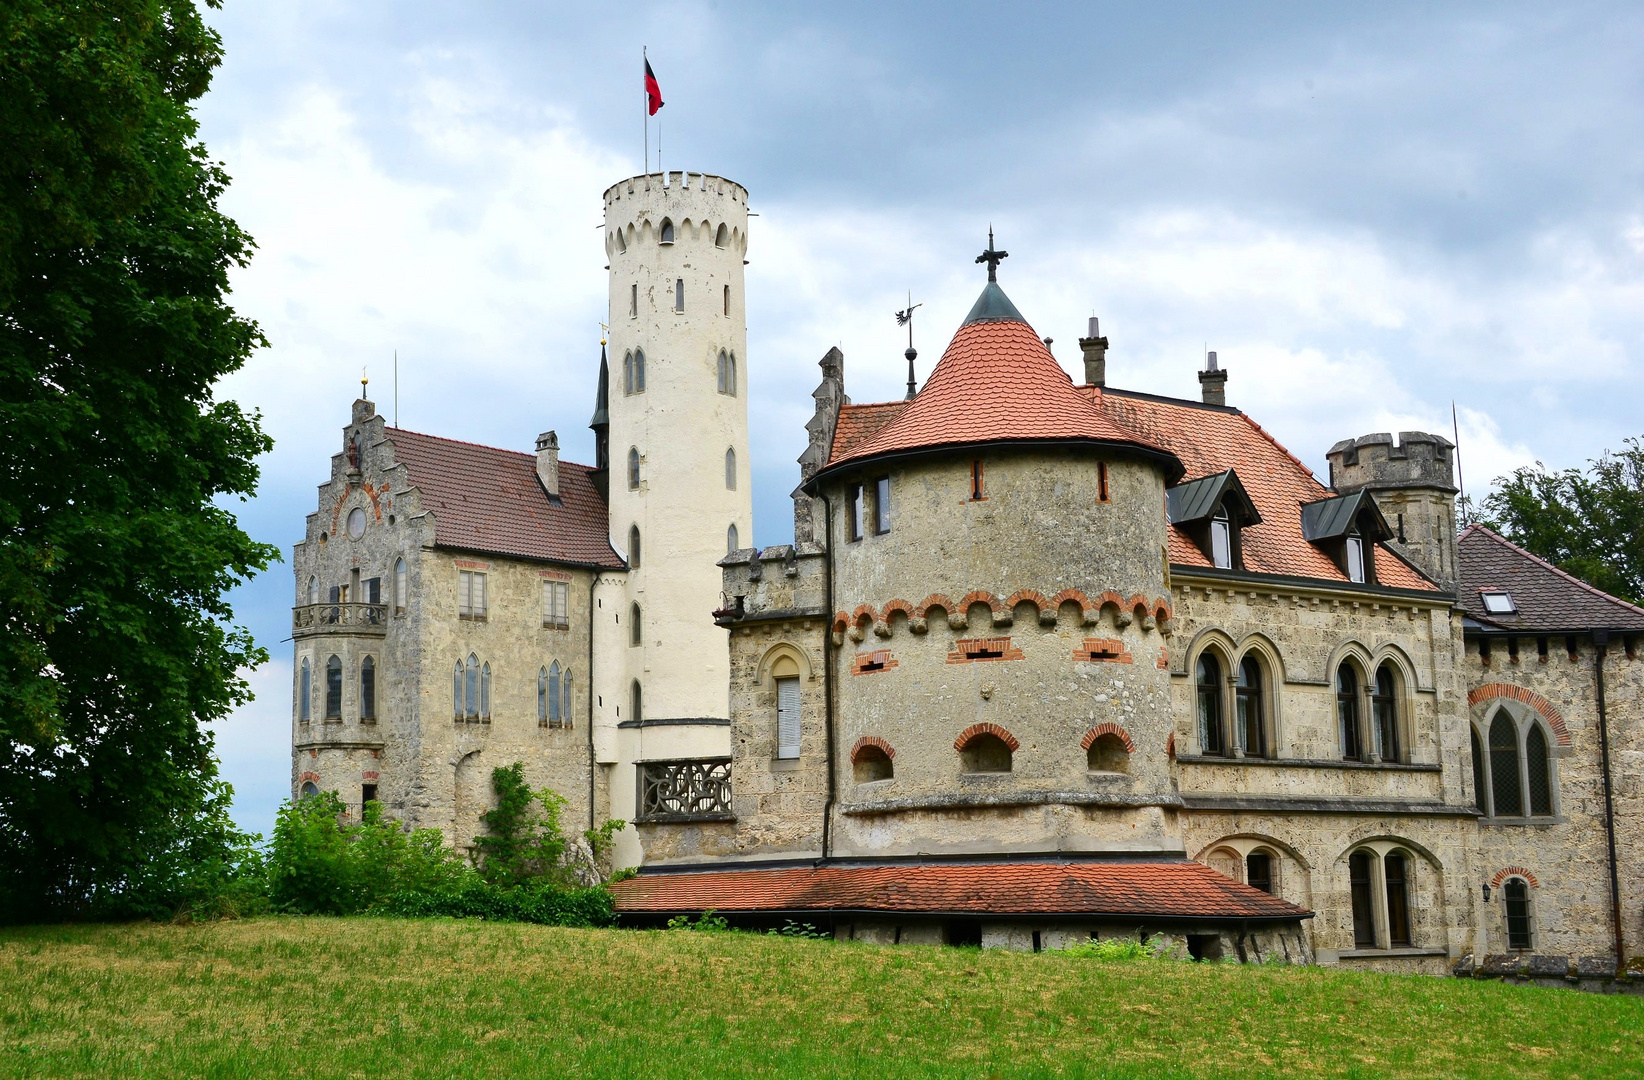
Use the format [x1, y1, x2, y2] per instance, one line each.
[292, 170, 1644, 975]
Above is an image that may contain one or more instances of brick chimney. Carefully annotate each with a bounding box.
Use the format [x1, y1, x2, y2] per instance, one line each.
[536, 431, 560, 497]
[1078, 317, 1108, 386]
[1198, 350, 1227, 406]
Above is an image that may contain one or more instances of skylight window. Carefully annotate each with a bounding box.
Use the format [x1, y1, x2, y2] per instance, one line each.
[1481, 591, 1516, 614]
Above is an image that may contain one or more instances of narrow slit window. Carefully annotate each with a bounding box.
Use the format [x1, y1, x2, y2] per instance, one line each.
[629, 283, 638, 317]
[631, 603, 642, 646]
[1526, 725, 1552, 815]
[630, 680, 643, 724]
[394, 558, 407, 614]
[1384, 853, 1412, 947]
[325, 655, 343, 719]
[970, 460, 985, 500]
[723, 284, 730, 315]
[874, 476, 891, 534]
[1337, 665, 1362, 761]
[725, 447, 736, 490]
[479, 662, 491, 718]
[1504, 879, 1533, 949]
[674, 278, 684, 311]
[1097, 461, 1109, 502]
[1349, 851, 1377, 949]
[633, 349, 645, 392]
[628, 525, 641, 569]
[848, 485, 864, 541]
[298, 659, 312, 722]
[727, 523, 739, 554]
[1372, 664, 1399, 761]
[628, 447, 640, 490]
[360, 656, 376, 720]
[1235, 656, 1264, 757]
[548, 661, 562, 726]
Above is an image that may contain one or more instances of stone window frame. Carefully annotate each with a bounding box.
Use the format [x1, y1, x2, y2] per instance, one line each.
[717, 349, 737, 396]
[1323, 641, 1420, 767]
[627, 447, 641, 491]
[297, 657, 312, 723]
[630, 602, 643, 647]
[1194, 647, 1229, 757]
[1185, 631, 1288, 760]
[539, 661, 572, 729]
[541, 579, 569, 630]
[724, 447, 737, 490]
[872, 475, 891, 535]
[453, 653, 491, 723]
[359, 655, 376, 722]
[1470, 701, 1562, 822]
[1341, 841, 1423, 952]
[393, 558, 407, 615]
[755, 643, 814, 764]
[623, 349, 646, 395]
[628, 524, 642, 569]
[727, 523, 739, 555]
[1196, 834, 1308, 903]
[324, 654, 344, 721]
[457, 569, 487, 621]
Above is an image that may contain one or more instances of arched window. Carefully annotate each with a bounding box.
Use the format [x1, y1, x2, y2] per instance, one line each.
[623, 351, 634, 395]
[959, 733, 1012, 773]
[360, 656, 376, 720]
[393, 558, 407, 614]
[1210, 508, 1232, 568]
[630, 680, 643, 723]
[634, 348, 645, 391]
[464, 654, 480, 719]
[727, 523, 739, 554]
[298, 658, 312, 721]
[325, 655, 343, 719]
[1246, 850, 1274, 894]
[725, 447, 736, 489]
[630, 603, 643, 646]
[1504, 878, 1534, 950]
[659, 218, 674, 244]
[715, 222, 729, 247]
[628, 525, 641, 569]
[1526, 724, 1552, 816]
[1235, 656, 1265, 757]
[307, 575, 319, 605]
[548, 661, 563, 726]
[1489, 710, 1522, 816]
[717, 349, 736, 395]
[1372, 663, 1399, 762]
[854, 744, 893, 783]
[1384, 852, 1412, 946]
[627, 447, 640, 490]
[1336, 665, 1362, 761]
[1348, 850, 1376, 948]
[300, 781, 320, 799]
[452, 660, 463, 717]
[1196, 653, 1224, 755]
[723, 284, 730, 315]
[480, 662, 491, 718]
[1471, 727, 1487, 812]
[1086, 733, 1129, 773]
[538, 666, 549, 725]
[562, 669, 572, 729]
[674, 278, 684, 311]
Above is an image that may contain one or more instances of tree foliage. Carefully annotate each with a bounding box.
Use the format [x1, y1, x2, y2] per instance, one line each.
[0, 0, 276, 918]
[1480, 439, 1644, 607]
[267, 792, 466, 916]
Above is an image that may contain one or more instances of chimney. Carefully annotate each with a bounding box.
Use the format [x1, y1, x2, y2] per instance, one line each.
[1198, 350, 1227, 406]
[1078, 316, 1108, 386]
[536, 431, 560, 496]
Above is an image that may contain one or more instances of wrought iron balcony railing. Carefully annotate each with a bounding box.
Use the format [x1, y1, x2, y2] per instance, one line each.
[637, 758, 734, 823]
[292, 602, 390, 637]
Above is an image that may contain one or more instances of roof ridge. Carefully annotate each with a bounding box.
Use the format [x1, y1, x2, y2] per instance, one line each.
[1237, 414, 1329, 496]
[1462, 523, 1644, 619]
[388, 426, 594, 472]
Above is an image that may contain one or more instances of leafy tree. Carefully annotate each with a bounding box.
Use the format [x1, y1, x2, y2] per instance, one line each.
[0, 0, 276, 918]
[472, 763, 572, 888]
[1480, 439, 1644, 607]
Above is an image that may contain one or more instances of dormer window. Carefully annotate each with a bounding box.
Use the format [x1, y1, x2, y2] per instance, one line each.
[1481, 590, 1516, 614]
[1166, 469, 1261, 571]
[1301, 490, 1392, 586]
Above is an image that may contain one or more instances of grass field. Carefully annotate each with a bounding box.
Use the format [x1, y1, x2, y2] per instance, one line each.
[2, 918, 1640, 1079]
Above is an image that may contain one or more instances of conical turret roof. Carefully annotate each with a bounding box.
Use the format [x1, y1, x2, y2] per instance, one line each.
[823, 283, 1179, 479]
[589, 344, 610, 429]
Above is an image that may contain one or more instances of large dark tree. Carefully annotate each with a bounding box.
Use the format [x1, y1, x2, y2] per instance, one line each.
[1481, 438, 1644, 608]
[0, 0, 276, 918]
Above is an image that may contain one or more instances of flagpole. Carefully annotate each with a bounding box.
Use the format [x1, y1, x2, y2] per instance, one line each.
[643, 47, 649, 177]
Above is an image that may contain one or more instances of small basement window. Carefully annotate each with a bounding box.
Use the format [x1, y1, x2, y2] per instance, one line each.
[1480, 591, 1516, 614]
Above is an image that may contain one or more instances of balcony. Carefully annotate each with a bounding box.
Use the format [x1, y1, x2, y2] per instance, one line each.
[637, 758, 734, 823]
[292, 602, 389, 638]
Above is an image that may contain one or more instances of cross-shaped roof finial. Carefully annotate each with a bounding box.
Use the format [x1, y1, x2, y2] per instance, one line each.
[976, 225, 1008, 283]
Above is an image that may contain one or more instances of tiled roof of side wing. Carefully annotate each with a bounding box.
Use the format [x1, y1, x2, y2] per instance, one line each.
[1093, 389, 1437, 591]
[609, 860, 1310, 920]
[1457, 524, 1644, 631]
[829, 402, 907, 465]
[825, 302, 1174, 472]
[385, 428, 624, 569]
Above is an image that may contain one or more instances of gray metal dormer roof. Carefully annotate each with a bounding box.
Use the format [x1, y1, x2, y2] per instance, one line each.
[1166, 469, 1263, 526]
[1299, 489, 1392, 543]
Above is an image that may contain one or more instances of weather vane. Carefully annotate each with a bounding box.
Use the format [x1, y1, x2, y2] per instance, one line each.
[599, 321, 610, 346]
[361, 366, 368, 394]
[975, 226, 1008, 282]
[895, 292, 923, 399]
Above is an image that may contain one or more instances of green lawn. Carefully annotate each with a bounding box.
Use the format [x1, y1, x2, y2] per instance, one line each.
[1, 918, 1638, 1079]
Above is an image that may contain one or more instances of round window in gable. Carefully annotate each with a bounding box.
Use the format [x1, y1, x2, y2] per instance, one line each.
[347, 507, 366, 539]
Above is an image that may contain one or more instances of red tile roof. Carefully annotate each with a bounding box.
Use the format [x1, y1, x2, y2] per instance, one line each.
[384, 428, 623, 569]
[825, 310, 1175, 475]
[609, 860, 1310, 920]
[1457, 524, 1644, 632]
[831, 401, 907, 463]
[1092, 389, 1437, 591]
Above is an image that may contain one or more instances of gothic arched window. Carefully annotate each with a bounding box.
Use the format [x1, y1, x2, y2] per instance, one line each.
[628, 525, 641, 569]
[1196, 653, 1224, 756]
[464, 654, 480, 719]
[659, 219, 674, 244]
[1471, 727, 1487, 811]
[1489, 710, 1523, 815]
[725, 447, 736, 490]
[1235, 656, 1265, 757]
[394, 557, 407, 614]
[479, 661, 491, 719]
[727, 523, 739, 554]
[1526, 724, 1552, 815]
[359, 656, 376, 720]
[630, 603, 642, 647]
[627, 447, 640, 490]
[623, 351, 634, 395]
[717, 349, 736, 395]
[325, 655, 343, 719]
[630, 679, 643, 723]
[1372, 663, 1399, 761]
[298, 658, 312, 722]
[1336, 664, 1362, 761]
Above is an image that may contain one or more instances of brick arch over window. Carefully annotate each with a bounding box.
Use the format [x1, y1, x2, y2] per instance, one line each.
[954, 723, 1019, 753]
[1080, 723, 1136, 753]
[850, 736, 896, 763]
[1468, 684, 1572, 747]
[1491, 866, 1540, 889]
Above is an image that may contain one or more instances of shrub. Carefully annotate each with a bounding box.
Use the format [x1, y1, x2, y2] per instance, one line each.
[1061, 935, 1162, 961]
[266, 792, 465, 915]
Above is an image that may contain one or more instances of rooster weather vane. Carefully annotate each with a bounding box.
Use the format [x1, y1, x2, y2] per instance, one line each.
[895, 292, 923, 400]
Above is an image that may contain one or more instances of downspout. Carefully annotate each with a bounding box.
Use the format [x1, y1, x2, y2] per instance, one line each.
[1592, 629, 1625, 969]
[818, 490, 836, 860]
[587, 573, 599, 834]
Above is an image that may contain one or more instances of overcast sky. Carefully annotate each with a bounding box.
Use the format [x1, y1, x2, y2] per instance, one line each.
[197, 0, 1644, 835]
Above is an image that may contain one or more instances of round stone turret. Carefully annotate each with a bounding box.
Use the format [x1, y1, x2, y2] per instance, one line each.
[1327, 432, 1458, 590]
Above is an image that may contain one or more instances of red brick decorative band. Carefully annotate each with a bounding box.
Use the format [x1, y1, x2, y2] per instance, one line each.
[946, 637, 1024, 663]
[954, 723, 1019, 753]
[1080, 724, 1136, 753]
[831, 588, 1172, 633]
[1467, 683, 1572, 747]
[1075, 637, 1133, 664]
[851, 736, 896, 763]
[1491, 866, 1539, 888]
[851, 650, 898, 675]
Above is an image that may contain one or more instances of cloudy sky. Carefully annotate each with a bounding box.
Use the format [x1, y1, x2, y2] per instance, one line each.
[197, 0, 1644, 835]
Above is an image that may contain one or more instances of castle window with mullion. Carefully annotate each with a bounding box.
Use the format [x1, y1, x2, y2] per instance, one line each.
[1336, 664, 1363, 761]
[1234, 656, 1265, 757]
[1196, 653, 1225, 756]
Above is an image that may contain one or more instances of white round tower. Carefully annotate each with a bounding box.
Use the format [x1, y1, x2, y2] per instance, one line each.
[603, 171, 752, 728]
